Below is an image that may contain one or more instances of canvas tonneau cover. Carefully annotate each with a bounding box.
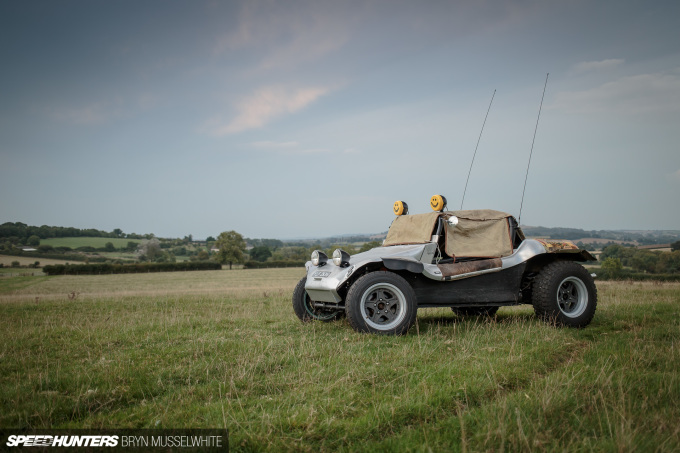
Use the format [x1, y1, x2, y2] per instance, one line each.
[443, 209, 514, 259]
[383, 212, 440, 246]
[383, 209, 517, 260]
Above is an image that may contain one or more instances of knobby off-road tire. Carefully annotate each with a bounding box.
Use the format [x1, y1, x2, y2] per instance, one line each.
[451, 306, 499, 317]
[532, 261, 597, 328]
[345, 271, 417, 335]
[292, 277, 341, 322]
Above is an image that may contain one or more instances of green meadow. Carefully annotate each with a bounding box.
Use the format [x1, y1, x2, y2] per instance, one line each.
[0, 269, 678, 452]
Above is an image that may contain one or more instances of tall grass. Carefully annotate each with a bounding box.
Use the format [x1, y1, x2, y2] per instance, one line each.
[0, 273, 678, 452]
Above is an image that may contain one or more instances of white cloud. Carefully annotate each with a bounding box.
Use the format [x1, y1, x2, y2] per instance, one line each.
[249, 140, 300, 149]
[50, 103, 111, 125]
[571, 59, 624, 74]
[214, 1, 352, 71]
[207, 86, 331, 135]
[248, 140, 331, 155]
[297, 148, 331, 155]
[552, 71, 680, 114]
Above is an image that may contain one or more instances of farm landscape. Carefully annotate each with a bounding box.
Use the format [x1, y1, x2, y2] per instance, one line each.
[1, 256, 679, 451]
[3, 2, 680, 450]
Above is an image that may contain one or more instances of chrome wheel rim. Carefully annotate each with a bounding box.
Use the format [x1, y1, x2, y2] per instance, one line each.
[556, 276, 588, 318]
[360, 283, 407, 330]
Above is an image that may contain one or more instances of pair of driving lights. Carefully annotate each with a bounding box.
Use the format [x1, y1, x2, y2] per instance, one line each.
[311, 249, 350, 267]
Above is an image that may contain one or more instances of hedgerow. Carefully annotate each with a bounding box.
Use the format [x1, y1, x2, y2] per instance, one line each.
[43, 261, 221, 275]
[243, 260, 306, 269]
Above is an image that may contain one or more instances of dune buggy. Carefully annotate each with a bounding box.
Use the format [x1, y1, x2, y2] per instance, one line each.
[293, 205, 597, 335]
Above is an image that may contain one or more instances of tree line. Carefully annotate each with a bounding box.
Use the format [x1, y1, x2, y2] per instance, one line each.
[599, 242, 680, 276]
[0, 222, 152, 244]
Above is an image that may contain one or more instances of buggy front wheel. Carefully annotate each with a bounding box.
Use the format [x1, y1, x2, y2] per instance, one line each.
[345, 271, 417, 335]
[292, 277, 341, 322]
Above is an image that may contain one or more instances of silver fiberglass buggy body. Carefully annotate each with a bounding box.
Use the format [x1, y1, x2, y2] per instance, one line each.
[292, 207, 597, 335]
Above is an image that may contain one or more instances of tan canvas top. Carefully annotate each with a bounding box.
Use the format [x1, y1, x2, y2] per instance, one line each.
[383, 212, 440, 246]
[445, 209, 512, 221]
[443, 210, 514, 258]
[383, 209, 517, 259]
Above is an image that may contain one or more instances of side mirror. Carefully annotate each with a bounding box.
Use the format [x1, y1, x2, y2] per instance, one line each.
[446, 216, 459, 227]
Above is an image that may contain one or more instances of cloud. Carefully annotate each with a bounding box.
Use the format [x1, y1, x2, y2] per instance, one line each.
[571, 59, 624, 74]
[552, 71, 680, 114]
[249, 140, 300, 149]
[207, 85, 331, 135]
[50, 103, 111, 125]
[297, 148, 331, 155]
[214, 1, 352, 70]
[247, 140, 331, 155]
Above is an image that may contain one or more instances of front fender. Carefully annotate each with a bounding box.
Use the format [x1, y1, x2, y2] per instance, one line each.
[383, 258, 424, 273]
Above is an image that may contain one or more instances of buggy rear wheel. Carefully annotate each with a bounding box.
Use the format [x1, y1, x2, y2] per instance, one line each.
[532, 261, 597, 327]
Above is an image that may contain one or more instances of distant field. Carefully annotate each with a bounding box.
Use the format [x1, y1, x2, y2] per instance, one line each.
[0, 254, 74, 267]
[0, 270, 678, 451]
[40, 237, 141, 248]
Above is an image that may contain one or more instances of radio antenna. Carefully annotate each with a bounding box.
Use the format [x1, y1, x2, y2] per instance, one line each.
[518, 73, 549, 225]
[460, 89, 496, 210]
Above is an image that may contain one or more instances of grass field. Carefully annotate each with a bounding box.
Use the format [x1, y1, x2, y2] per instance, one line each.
[0, 269, 678, 452]
[40, 237, 141, 249]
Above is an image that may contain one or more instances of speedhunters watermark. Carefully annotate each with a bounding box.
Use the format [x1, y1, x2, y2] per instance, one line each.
[0, 430, 228, 452]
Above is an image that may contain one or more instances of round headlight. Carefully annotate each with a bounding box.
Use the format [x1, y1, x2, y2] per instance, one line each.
[311, 250, 328, 267]
[332, 249, 350, 267]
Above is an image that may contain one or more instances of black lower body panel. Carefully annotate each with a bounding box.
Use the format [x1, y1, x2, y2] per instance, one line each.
[410, 263, 527, 308]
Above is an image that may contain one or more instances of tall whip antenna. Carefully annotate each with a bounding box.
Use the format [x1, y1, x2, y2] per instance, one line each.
[460, 89, 496, 210]
[518, 73, 549, 225]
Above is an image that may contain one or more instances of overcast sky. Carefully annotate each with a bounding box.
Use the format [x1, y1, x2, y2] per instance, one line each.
[1, 0, 679, 239]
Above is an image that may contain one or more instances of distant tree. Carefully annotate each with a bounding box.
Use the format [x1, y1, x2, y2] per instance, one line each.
[630, 250, 659, 273]
[655, 251, 680, 273]
[672, 241, 680, 252]
[359, 241, 383, 253]
[11, 261, 20, 268]
[27, 235, 40, 246]
[126, 241, 138, 251]
[112, 228, 123, 238]
[214, 231, 246, 269]
[137, 238, 163, 262]
[37, 244, 55, 253]
[172, 246, 188, 256]
[249, 245, 272, 262]
[601, 257, 622, 278]
[206, 236, 216, 242]
[104, 242, 115, 252]
[325, 244, 356, 257]
[194, 250, 209, 261]
[183, 234, 193, 244]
